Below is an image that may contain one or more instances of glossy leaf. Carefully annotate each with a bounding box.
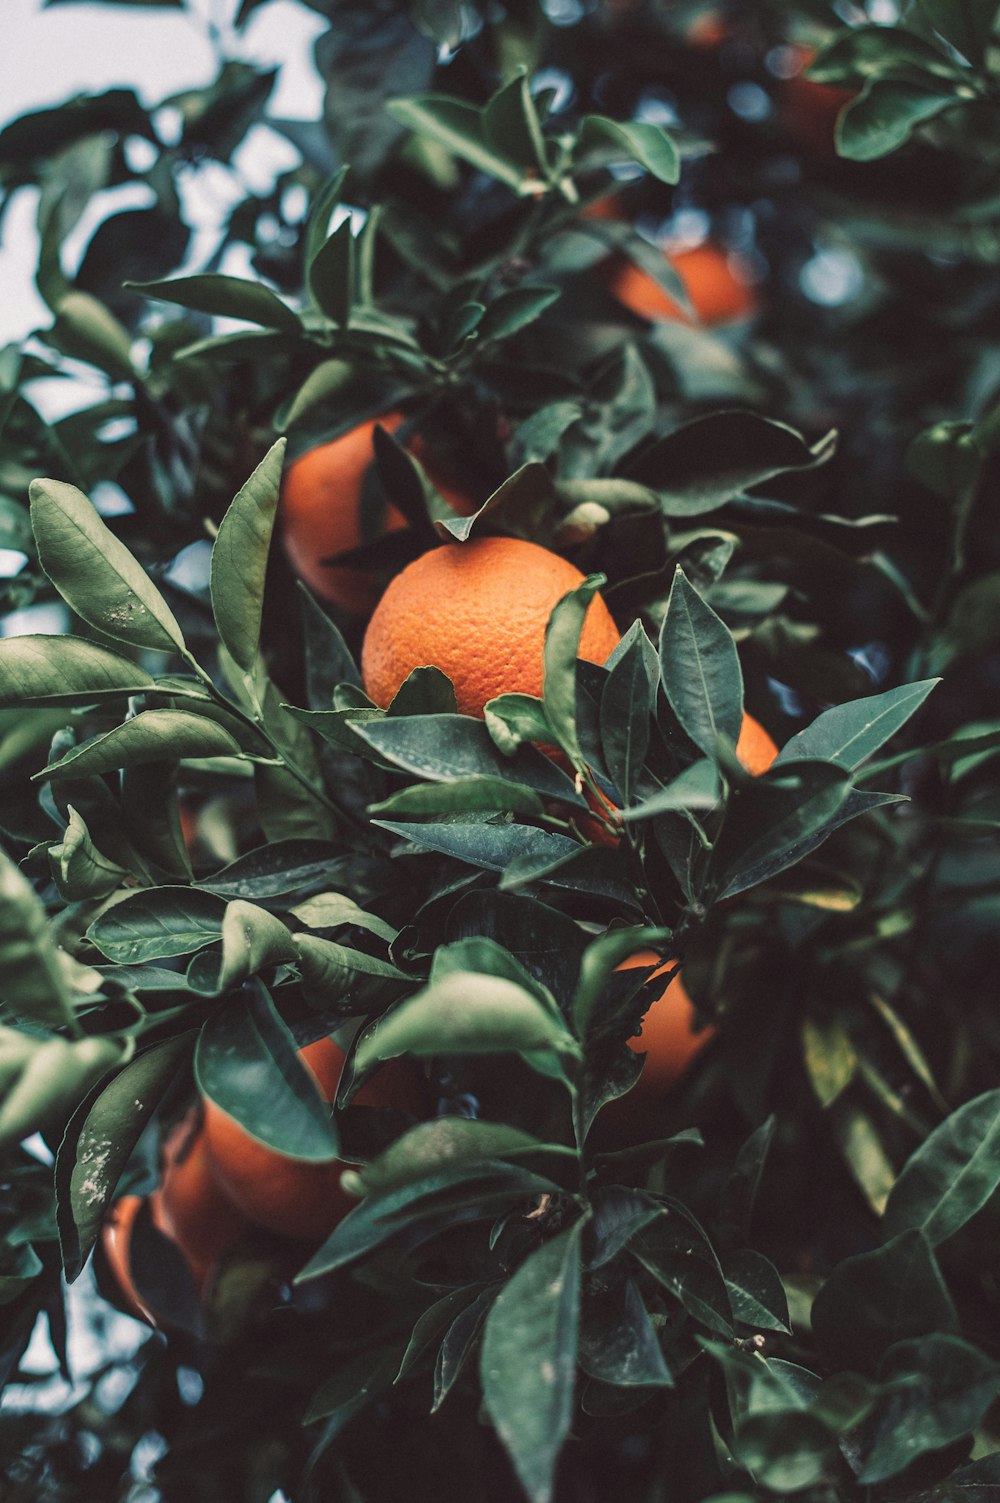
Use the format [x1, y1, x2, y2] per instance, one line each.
[34, 710, 241, 782]
[778, 680, 938, 770]
[353, 971, 580, 1075]
[0, 846, 77, 1030]
[87, 886, 226, 964]
[58, 1034, 192, 1279]
[861, 1334, 1000, 1483]
[480, 1220, 585, 1503]
[0, 636, 154, 707]
[195, 991, 338, 1160]
[543, 575, 609, 767]
[211, 439, 285, 674]
[30, 479, 186, 654]
[660, 568, 743, 758]
[883, 1089, 1000, 1247]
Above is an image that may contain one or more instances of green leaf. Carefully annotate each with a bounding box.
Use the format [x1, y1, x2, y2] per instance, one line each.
[352, 1118, 551, 1197]
[29, 479, 186, 655]
[293, 934, 410, 1012]
[368, 776, 545, 819]
[308, 218, 354, 326]
[809, 25, 961, 84]
[127, 273, 300, 333]
[801, 1015, 858, 1108]
[483, 73, 549, 174]
[723, 1249, 791, 1334]
[350, 714, 584, 804]
[34, 710, 242, 782]
[211, 439, 285, 674]
[57, 1033, 192, 1280]
[734, 1409, 836, 1493]
[386, 95, 527, 192]
[543, 575, 609, 767]
[477, 286, 561, 344]
[481, 1221, 585, 1503]
[304, 1344, 402, 1430]
[0, 846, 77, 1030]
[778, 680, 938, 770]
[618, 759, 721, 823]
[712, 762, 855, 902]
[49, 806, 128, 901]
[0, 1027, 123, 1155]
[627, 412, 836, 516]
[87, 886, 226, 964]
[374, 818, 582, 873]
[631, 1205, 734, 1336]
[195, 992, 338, 1161]
[49, 291, 134, 381]
[907, 420, 982, 501]
[811, 1230, 959, 1373]
[919, 0, 998, 66]
[353, 971, 580, 1077]
[0, 636, 154, 708]
[600, 624, 656, 803]
[579, 1278, 672, 1388]
[883, 1089, 1000, 1247]
[485, 693, 557, 755]
[836, 75, 961, 162]
[299, 1162, 560, 1279]
[571, 925, 672, 1037]
[194, 900, 297, 995]
[433, 1285, 497, 1412]
[660, 568, 743, 758]
[860, 1334, 1000, 1484]
[579, 116, 680, 184]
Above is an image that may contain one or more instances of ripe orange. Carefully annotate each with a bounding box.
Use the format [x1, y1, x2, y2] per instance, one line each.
[606, 242, 757, 327]
[779, 47, 854, 155]
[152, 1111, 247, 1291]
[101, 1195, 161, 1326]
[361, 536, 621, 717]
[280, 414, 475, 614]
[618, 952, 716, 1098]
[735, 712, 779, 775]
[202, 1036, 423, 1242]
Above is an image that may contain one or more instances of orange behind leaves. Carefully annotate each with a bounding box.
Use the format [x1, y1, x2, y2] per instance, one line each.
[735, 712, 779, 775]
[202, 1037, 423, 1243]
[361, 536, 621, 718]
[153, 1111, 247, 1291]
[280, 414, 475, 614]
[607, 242, 757, 327]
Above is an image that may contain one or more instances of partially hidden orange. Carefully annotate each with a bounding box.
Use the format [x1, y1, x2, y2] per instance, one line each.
[606, 242, 757, 327]
[779, 46, 854, 155]
[101, 1195, 161, 1326]
[152, 1111, 247, 1291]
[201, 1036, 423, 1242]
[361, 536, 621, 718]
[280, 414, 475, 614]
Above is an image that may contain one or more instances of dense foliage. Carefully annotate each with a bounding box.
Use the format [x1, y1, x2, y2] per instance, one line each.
[1, 1, 999, 1499]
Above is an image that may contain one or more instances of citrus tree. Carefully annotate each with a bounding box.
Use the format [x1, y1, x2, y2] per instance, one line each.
[1, 1, 1000, 1499]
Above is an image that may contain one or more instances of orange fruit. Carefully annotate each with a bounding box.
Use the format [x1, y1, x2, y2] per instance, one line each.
[280, 414, 475, 614]
[101, 1195, 161, 1326]
[202, 1036, 423, 1242]
[606, 242, 757, 326]
[735, 712, 779, 775]
[779, 47, 854, 155]
[152, 1111, 247, 1291]
[361, 536, 621, 718]
[619, 951, 716, 1096]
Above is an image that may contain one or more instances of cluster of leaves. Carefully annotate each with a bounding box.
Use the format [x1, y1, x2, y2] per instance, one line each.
[0, 1, 1000, 1501]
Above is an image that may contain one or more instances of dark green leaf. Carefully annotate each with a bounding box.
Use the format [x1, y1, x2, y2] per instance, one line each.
[481, 1221, 585, 1503]
[386, 95, 526, 191]
[0, 847, 76, 1029]
[836, 76, 961, 162]
[579, 1278, 672, 1388]
[811, 1230, 959, 1372]
[919, 0, 998, 66]
[211, 439, 285, 674]
[883, 1089, 1000, 1247]
[127, 273, 300, 332]
[724, 1249, 791, 1333]
[627, 413, 836, 516]
[58, 1034, 192, 1280]
[478, 286, 561, 344]
[660, 568, 743, 758]
[195, 991, 338, 1160]
[87, 886, 226, 964]
[778, 681, 938, 770]
[34, 711, 241, 782]
[309, 219, 354, 326]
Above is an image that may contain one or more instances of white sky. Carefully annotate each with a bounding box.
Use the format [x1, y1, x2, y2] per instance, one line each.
[0, 0, 327, 342]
